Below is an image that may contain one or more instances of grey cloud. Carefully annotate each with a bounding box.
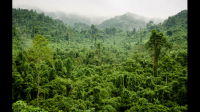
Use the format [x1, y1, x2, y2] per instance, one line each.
[13, 0, 187, 22]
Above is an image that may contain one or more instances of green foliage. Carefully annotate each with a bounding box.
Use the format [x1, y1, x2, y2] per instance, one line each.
[29, 35, 52, 63]
[12, 8, 187, 112]
[102, 105, 116, 112]
[163, 10, 187, 30]
[166, 30, 173, 36]
[145, 29, 172, 77]
[66, 27, 73, 46]
[12, 100, 47, 112]
[48, 67, 56, 81]
[63, 58, 74, 78]
[176, 49, 187, 67]
[54, 59, 63, 76]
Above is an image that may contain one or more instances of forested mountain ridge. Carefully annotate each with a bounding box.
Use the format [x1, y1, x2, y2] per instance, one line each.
[12, 7, 187, 112]
[96, 12, 164, 31]
[30, 7, 108, 26]
[16, 7, 165, 32]
[45, 11, 108, 26]
[162, 10, 187, 31]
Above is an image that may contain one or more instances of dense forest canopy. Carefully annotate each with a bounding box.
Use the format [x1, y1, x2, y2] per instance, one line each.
[12, 8, 187, 112]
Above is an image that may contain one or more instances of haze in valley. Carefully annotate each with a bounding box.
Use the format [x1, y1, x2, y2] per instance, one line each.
[13, 0, 187, 25]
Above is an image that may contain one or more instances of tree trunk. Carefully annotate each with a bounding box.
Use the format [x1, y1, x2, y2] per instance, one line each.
[37, 65, 40, 108]
[154, 40, 157, 77]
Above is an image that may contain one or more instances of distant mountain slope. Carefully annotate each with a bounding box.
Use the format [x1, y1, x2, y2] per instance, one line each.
[12, 8, 70, 51]
[96, 12, 164, 32]
[162, 10, 187, 30]
[30, 7, 165, 32]
[143, 9, 187, 51]
[31, 8, 108, 26]
[45, 11, 94, 26]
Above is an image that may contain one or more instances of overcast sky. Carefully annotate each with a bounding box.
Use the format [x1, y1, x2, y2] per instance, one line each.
[13, 0, 187, 19]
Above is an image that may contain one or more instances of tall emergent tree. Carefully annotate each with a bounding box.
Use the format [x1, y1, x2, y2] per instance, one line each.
[66, 27, 73, 46]
[140, 28, 143, 45]
[64, 58, 73, 78]
[161, 54, 174, 84]
[111, 27, 116, 45]
[92, 33, 100, 47]
[96, 42, 101, 58]
[28, 35, 52, 107]
[145, 29, 172, 77]
[91, 24, 98, 46]
[91, 24, 98, 35]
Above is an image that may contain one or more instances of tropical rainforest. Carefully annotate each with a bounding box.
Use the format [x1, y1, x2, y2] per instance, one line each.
[12, 8, 187, 112]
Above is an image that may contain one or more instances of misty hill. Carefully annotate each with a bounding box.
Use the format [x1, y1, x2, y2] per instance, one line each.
[145, 9, 187, 40]
[25, 7, 165, 32]
[162, 9, 187, 30]
[45, 11, 108, 26]
[12, 7, 187, 50]
[96, 12, 164, 31]
[143, 9, 187, 52]
[31, 8, 108, 26]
